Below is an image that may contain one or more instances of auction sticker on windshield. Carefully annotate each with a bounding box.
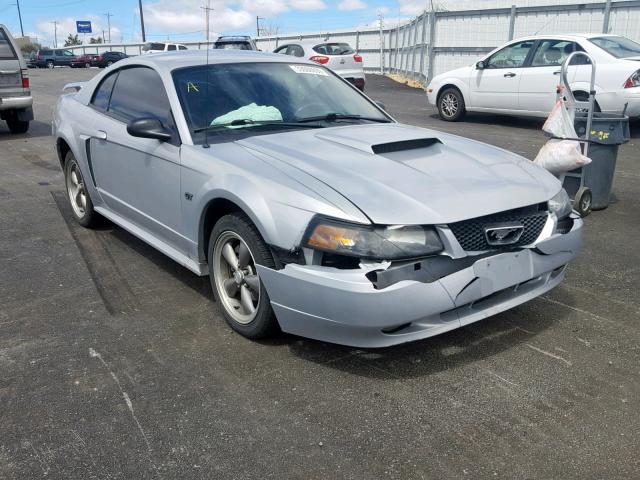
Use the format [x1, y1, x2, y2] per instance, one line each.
[289, 65, 329, 76]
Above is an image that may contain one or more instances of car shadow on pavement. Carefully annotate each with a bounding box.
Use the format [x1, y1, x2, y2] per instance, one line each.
[0, 120, 53, 140]
[426, 112, 544, 132]
[287, 299, 564, 379]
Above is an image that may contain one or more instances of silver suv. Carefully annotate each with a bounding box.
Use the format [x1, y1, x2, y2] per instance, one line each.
[0, 24, 33, 133]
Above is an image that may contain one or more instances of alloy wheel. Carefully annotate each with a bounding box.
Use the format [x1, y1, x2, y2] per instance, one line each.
[213, 231, 261, 325]
[441, 93, 458, 118]
[66, 161, 88, 218]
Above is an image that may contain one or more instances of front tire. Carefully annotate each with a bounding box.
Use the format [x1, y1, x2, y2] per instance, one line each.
[46, 60, 54, 69]
[64, 151, 99, 227]
[208, 213, 279, 339]
[437, 87, 466, 121]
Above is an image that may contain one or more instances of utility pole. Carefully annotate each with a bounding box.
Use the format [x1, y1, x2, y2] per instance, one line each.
[201, 0, 213, 43]
[256, 16, 264, 37]
[52, 20, 59, 47]
[15, 0, 24, 37]
[138, 0, 146, 42]
[378, 14, 384, 74]
[104, 12, 113, 43]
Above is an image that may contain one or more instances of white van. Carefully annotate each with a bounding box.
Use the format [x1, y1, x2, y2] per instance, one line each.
[0, 24, 33, 133]
[141, 42, 188, 54]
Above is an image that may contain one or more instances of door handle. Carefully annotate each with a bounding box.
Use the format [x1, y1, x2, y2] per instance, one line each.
[94, 130, 107, 140]
[503, 72, 516, 78]
[553, 71, 561, 75]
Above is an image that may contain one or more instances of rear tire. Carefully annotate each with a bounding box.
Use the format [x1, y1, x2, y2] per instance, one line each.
[6, 117, 29, 134]
[438, 87, 466, 121]
[64, 151, 99, 228]
[46, 60, 54, 69]
[208, 213, 279, 339]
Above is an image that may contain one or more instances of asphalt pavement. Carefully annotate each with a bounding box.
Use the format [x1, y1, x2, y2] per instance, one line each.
[0, 68, 638, 479]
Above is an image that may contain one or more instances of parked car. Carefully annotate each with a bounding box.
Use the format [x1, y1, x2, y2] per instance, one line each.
[0, 24, 33, 133]
[142, 42, 187, 54]
[91, 51, 128, 68]
[427, 34, 640, 121]
[33, 48, 77, 68]
[274, 41, 365, 90]
[26, 51, 37, 68]
[213, 36, 258, 51]
[53, 50, 582, 348]
[71, 54, 93, 68]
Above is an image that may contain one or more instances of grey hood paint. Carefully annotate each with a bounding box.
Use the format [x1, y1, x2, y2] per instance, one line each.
[237, 123, 560, 225]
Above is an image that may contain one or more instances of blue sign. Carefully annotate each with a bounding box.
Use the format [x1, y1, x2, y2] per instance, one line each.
[76, 21, 92, 34]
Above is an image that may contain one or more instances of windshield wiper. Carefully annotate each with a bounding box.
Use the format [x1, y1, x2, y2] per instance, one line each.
[297, 113, 392, 124]
[194, 118, 324, 133]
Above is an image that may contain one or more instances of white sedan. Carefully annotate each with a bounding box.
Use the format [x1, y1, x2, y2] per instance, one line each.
[426, 34, 640, 121]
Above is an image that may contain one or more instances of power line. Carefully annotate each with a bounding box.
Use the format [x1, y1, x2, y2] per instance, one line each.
[138, 0, 146, 42]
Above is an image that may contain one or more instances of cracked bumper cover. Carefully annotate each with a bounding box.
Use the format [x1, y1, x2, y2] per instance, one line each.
[257, 217, 583, 348]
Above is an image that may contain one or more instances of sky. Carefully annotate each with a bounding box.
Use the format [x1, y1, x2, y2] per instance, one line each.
[0, 0, 432, 47]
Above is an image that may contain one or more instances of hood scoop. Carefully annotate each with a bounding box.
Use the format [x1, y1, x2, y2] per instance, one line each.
[371, 138, 441, 154]
[315, 124, 442, 154]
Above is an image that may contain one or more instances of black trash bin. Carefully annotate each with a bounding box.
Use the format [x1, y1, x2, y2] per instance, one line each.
[564, 112, 630, 210]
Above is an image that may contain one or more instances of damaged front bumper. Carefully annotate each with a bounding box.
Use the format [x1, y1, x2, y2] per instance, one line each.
[257, 217, 583, 348]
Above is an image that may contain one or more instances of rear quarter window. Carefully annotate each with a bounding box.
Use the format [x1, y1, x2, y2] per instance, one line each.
[0, 29, 18, 59]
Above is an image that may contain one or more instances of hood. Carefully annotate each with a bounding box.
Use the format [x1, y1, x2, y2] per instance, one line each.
[237, 123, 559, 225]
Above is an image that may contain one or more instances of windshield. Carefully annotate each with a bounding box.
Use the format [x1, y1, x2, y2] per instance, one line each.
[313, 43, 354, 55]
[172, 62, 390, 144]
[214, 42, 251, 50]
[590, 36, 640, 58]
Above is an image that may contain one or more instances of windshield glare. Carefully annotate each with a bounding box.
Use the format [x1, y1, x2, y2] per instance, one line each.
[590, 36, 640, 58]
[172, 62, 389, 143]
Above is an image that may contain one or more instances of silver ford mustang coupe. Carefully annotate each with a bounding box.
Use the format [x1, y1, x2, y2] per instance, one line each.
[53, 50, 582, 347]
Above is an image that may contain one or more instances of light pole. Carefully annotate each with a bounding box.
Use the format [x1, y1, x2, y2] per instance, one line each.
[52, 20, 59, 47]
[104, 12, 113, 43]
[15, 0, 24, 37]
[201, 0, 213, 43]
[138, 0, 146, 42]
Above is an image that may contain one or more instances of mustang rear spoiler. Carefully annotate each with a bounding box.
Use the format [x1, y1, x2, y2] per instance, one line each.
[62, 82, 84, 92]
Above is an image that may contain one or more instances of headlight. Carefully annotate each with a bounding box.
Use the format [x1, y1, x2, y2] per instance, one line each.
[303, 217, 443, 260]
[548, 188, 572, 220]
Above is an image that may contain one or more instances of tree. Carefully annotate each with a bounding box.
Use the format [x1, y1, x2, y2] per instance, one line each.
[20, 42, 42, 55]
[89, 37, 103, 44]
[64, 34, 82, 46]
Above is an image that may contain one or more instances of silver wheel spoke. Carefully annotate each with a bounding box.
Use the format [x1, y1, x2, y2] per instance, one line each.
[70, 170, 79, 186]
[222, 243, 239, 271]
[238, 242, 251, 269]
[74, 189, 83, 208]
[240, 285, 255, 314]
[244, 274, 259, 292]
[223, 278, 239, 297]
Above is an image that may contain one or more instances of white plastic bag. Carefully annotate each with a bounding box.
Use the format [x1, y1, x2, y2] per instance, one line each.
[542, 99, 578, 139]
[533, 139, 592, 175]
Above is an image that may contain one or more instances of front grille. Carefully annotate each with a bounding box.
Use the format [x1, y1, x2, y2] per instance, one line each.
[449, 204, 548, 251]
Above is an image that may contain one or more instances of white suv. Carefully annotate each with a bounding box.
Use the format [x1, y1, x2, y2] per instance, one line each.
[0, 24, 33, 133]
[427, 34, 640, 121]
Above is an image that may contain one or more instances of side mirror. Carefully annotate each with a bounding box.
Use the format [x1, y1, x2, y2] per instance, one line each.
[375, 101, 387, 111]
[476, 60, 486, 70]
[127, 118, 172, 142]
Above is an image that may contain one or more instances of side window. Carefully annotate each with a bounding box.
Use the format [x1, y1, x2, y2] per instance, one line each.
[0, 28, 18, 59]
[167, 44, 177, 51]
[530, 40, 586, 67]
[63, 50, 74, 56]
[91, 71, 119, 111]
[486, 41, 534, 69]
[274, 45, 288, 54]
[108, 67, 175, 128]
[54, 50, 63, 56]
[178, 45, 187, 50]
[289, 45, 304, 57]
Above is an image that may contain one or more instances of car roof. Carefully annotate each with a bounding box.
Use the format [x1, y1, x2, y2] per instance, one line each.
[119, 49, 309, 71]
[512, 33, 622, 42]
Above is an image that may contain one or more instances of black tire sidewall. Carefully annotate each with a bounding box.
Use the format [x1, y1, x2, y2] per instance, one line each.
[64, 151, 98, 228]
[208, 213, 278, 339]
[438, 88, 466, 122]
[6, 117, 29, 134]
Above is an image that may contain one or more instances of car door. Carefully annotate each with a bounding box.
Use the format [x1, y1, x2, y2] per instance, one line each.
[518, 39, 588, 114]
[88, 66, 185, 251]
[469, 40, 535, 111]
